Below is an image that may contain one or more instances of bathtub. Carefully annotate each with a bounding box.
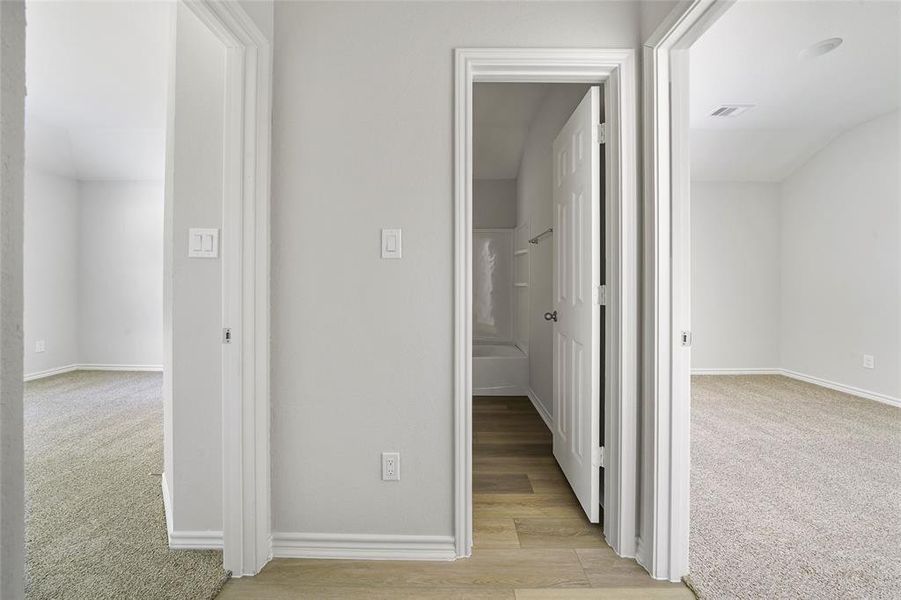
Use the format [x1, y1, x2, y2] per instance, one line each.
[473, 343, 528, 395]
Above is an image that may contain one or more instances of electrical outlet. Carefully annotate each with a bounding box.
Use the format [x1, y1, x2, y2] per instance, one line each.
[381, 452, 400, 481]
[35, 340, 45, 353]
[863, 354, 875, 369]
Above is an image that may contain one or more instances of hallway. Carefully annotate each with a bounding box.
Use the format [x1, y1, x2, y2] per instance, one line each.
[219, 396, 692, 599]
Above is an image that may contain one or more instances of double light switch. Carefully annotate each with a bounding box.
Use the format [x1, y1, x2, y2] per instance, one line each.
[188, 228, 219, 258]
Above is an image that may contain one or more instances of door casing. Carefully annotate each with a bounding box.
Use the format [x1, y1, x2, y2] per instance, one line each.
[172, 0, 273, 577]
[640, 0, 734, 582]
[453, 48, 638, 560]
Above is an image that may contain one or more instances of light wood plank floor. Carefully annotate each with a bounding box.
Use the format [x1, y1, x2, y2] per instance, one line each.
[218, 396, 694, 599]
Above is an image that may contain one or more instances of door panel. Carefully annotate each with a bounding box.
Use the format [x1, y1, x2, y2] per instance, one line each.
[551, 87, 602, 523]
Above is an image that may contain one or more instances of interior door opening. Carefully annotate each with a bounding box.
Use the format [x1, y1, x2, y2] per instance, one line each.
[470, 81, 607, 546]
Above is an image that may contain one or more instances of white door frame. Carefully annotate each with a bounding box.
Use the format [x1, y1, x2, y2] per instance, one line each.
[640, 0, 732, 582]
[180, 0, 272, 577]
[454, 48, 638, 559]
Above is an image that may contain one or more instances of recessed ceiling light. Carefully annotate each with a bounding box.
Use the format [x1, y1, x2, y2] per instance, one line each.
[800, 37, 843, 60]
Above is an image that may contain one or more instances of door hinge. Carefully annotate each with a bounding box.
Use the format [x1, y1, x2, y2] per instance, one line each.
[595, 123, 607, 144]
[593, 284, 607, 306]
[592, 446, 606, 468]
[681, 330, 692, 347]
[223, 327, 232, 344]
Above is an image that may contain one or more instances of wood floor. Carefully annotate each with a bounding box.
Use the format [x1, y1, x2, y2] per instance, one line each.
[218, 396, 693, 599]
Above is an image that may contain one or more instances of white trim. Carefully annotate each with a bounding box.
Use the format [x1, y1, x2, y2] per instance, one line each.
[23, 364, 77, 382]
[169, 530, 224, 550]
[641, 0, 753, 581]
[690, 368, 780, 376]
[526, 388, 554, 430]
[162, 472, 174, 540]
[162, 472, 224, 549]
[24, 364, 164, 382]
[455, 48, 638, 561]
[271, 533, 456, 561]
[691, 368, 900, 407]
[77, 363, 163, 372]
[473, 385, 524, 396]
[181, 0, 272, 577]
[779, 370, 900, 409]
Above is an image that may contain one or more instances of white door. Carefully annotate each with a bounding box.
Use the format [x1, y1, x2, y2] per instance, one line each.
[551, 86, 602, 522]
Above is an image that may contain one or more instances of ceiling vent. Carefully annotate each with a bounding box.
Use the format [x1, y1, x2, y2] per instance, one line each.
[709, 104, 755, 118]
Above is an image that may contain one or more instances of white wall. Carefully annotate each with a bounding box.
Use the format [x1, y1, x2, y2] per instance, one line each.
[78, 181, 163, 367]
[691, 111, 900, 401]
[162, 3, 225, 534]
[516, 85, 590, 418]
[23, 169, 80, 376]
[473, 179, 516, 229]
[22, 172, 164, 378]
[691, 182, 781, 370]
[270, 1, 639, 538]
[781, 111, 900, 399]
[0, 3, 26, 596]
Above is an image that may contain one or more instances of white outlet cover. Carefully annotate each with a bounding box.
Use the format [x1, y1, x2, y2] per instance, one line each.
[35, 340, 45, 353]
[381, 452, 400, 481]
[863, 354, 875, 369]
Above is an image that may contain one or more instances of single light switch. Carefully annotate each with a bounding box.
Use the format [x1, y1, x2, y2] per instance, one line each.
[188, 228, 219, 258]
[381, 228, 402, 259]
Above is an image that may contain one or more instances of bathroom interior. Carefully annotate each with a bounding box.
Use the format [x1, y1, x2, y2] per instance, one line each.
[472, 82, 592, 424]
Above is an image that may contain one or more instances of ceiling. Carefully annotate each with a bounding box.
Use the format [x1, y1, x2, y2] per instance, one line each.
[25, 1, 171, 181]
[473, 83, 551, 180]
[690, 0, 900, 182]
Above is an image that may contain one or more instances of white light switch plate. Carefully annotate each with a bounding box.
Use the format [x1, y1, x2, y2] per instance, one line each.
[188, 228, 219, 258]
[381, 229, 402, 259]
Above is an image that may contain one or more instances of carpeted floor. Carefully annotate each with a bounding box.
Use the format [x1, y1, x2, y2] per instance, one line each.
[25, 370, 228, 600]
[688, 375, 901, 599]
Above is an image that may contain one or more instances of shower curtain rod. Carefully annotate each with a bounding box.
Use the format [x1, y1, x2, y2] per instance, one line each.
[528, 227, 553, 245]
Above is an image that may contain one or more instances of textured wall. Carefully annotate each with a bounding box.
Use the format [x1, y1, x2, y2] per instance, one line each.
[78, 181, 163, 367]
[269, 0, 638, 538]
[516, 85, 591, 418]
[22, 170, 79, 376]
[691, 182, 781, 370]
[473, 179, 517, 229]
[0, 1, 26, 597]
[780, 111, 900, 399]
[162, 3, 226, 533]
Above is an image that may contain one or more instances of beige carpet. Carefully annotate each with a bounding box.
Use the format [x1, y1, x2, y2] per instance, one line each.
[689, 375, 901, 599]
[25, 370, 228, 599]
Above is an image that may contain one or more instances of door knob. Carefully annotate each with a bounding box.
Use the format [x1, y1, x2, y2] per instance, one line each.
[544, 310, 558, 322]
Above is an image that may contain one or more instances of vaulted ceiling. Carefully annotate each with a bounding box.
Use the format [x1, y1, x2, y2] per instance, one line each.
[25, 1, 171, 181]
[473, 83, 551, 180]
[690, 0, 900, 182]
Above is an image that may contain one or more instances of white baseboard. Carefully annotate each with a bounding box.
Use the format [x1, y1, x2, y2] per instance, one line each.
[780, 369, 900, 409]
[161, 471, 223, 550]
[77, 363, 163, 372]
[692, 367, 900, 408]
[691, 368, 780, 375]
[161, 472, 174, 541]
[473, 385, 523, 396]
[24, 363, 163, 382]
[23, 364, 78, 382]
[526, 387, 553, 430]
[271, 532, 456, 561]
[169, 529, 224, 550]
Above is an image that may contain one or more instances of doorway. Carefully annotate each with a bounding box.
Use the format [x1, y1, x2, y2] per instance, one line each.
[454, 48, 638, 561]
